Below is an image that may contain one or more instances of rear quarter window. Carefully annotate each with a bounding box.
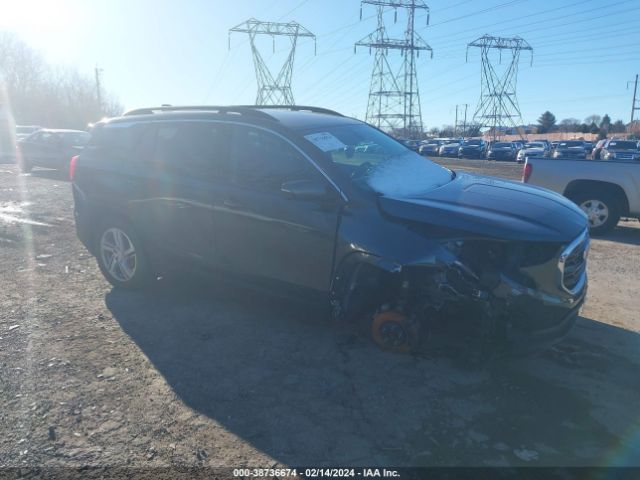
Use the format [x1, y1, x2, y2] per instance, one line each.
[87, 123, 153, 161]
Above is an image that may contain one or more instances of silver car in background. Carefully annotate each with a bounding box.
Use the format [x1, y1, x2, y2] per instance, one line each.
[517, 141, 550, 163]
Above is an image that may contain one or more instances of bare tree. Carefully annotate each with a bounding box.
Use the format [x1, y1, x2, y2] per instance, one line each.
[0, 32, 123, 129]
[584, 115, 601, 127]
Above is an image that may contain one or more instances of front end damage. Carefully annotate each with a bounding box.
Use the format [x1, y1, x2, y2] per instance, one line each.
[330, 229, 589, 356]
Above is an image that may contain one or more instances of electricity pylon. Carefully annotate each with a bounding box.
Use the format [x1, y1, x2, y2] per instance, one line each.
[466, 34, 533, 141]
[355, 1, 432, 138]
[229, 18, 315, 105]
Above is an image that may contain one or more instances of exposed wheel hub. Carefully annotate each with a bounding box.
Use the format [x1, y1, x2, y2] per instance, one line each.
[371, 311, 418, 353]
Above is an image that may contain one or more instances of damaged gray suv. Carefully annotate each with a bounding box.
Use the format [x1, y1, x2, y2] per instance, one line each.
[72, 105, 589, 355]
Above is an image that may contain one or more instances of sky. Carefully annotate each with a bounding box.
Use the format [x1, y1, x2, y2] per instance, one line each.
[1, 0, 639, 129]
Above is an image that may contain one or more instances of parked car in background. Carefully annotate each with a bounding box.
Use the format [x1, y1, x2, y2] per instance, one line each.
[583, 142, 593, 155]
[16, 125, 41, 141]
[399, 139, 420, 152]
[591, 139, 607, 160]
[17, 129, 91, 173]
[72, 104, 588, 354]
[486, 142, 516, 161]
[523, 156, 640, 234]
[552, 140, 587, 159]
[512, 141, 524, 154]
[438, 141, 461, 157]
[600, 140, 640, 161]
[516, 141, 550, 163]
[418, 139, 443, 157]
[458, 138, 486, 158]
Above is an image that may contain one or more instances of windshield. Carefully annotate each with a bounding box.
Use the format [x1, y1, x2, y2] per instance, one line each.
[608, 141, 637, 150]
[493, 142, 512, 148]
[462, 140, 482, 146]
[524, 142, 544, 148]
[301, 123, 452, 197]
[559, 141, 583, 148]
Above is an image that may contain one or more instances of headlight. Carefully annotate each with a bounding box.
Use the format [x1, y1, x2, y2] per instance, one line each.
[553, 151, 562, 158]
[609, 152, 616, 159]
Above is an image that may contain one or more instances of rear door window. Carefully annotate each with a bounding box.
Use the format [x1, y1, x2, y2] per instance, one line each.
[152, 122, 230, 179]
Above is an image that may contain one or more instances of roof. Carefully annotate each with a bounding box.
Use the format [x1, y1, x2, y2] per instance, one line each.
[116, 105, 360, 131]
[38, 128, 88, 134]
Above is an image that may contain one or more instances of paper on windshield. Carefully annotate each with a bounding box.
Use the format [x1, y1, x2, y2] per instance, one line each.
[304, 132, 346, 152]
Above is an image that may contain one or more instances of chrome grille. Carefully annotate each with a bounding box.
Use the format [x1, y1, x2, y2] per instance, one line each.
[559, 230, 589, 294]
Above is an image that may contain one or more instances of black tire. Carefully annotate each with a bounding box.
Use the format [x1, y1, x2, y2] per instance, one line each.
[95, 218, 154, 289]
[570, 191, 621, 235]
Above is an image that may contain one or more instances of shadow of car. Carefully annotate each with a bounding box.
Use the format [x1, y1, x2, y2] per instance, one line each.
[104, 275, 640, 466]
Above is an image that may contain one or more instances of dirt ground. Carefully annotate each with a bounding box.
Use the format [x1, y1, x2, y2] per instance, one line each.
[1, 158, 639, 469]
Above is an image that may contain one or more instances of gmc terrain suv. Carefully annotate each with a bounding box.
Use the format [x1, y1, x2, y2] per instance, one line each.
[72, 105, 589, 354]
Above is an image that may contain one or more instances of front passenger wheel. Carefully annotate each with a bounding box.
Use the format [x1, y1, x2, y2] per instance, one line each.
[96, 219, 153, 289]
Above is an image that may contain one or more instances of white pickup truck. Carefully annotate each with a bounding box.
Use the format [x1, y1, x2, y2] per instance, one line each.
[523, 157, 640, 235]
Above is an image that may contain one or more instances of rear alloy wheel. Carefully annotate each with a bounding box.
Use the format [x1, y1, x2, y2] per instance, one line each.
[97, 220, 152, 288]
[572, 192, 621, 235]
[371, 311, 419, 353]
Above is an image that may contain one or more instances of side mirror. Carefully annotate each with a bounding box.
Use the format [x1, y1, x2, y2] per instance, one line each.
[281, 178, 333, 200]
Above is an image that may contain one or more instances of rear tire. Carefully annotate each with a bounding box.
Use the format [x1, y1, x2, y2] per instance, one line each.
[570, 191, 621, 235]
[95, 218, 153, 289]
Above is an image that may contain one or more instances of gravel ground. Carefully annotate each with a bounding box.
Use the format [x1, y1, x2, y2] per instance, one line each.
[1, 159, 639, 469]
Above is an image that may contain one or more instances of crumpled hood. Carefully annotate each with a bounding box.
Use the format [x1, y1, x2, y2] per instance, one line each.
[378, 173, 587, 242]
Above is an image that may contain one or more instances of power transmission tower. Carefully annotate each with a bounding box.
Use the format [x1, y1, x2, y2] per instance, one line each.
[627, 74, 639, 124]
[229, 18, 316, 105]
[466, 35, 532, 141]
[355, 1, 433, 139]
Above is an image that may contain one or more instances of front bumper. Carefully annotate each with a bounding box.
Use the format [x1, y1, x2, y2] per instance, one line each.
[497, 273, 587, 354]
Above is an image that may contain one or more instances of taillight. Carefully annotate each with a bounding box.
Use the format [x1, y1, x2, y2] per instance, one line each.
[69, 155, 79, 181]
[522, 162, 532, 183]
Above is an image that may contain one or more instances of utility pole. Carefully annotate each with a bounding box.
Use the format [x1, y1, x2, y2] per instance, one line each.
[229, 19, 315, 105]
[467, 35, 532, 141]
[628, 74, 639, 124]
[462, 103, 468, 136]
[454, 103, 469, 137]
[355, 0, 433, 139]
[95, 66, 103, 115]
[454, 104, 459, 136]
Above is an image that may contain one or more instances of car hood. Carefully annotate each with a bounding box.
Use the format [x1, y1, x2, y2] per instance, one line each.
[377, 173, 587, 243]
[521, 148, 544, 153]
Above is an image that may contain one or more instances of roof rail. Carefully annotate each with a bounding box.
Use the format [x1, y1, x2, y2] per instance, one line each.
[122, 105, 275, 120]
[239, 105, 344, 117]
